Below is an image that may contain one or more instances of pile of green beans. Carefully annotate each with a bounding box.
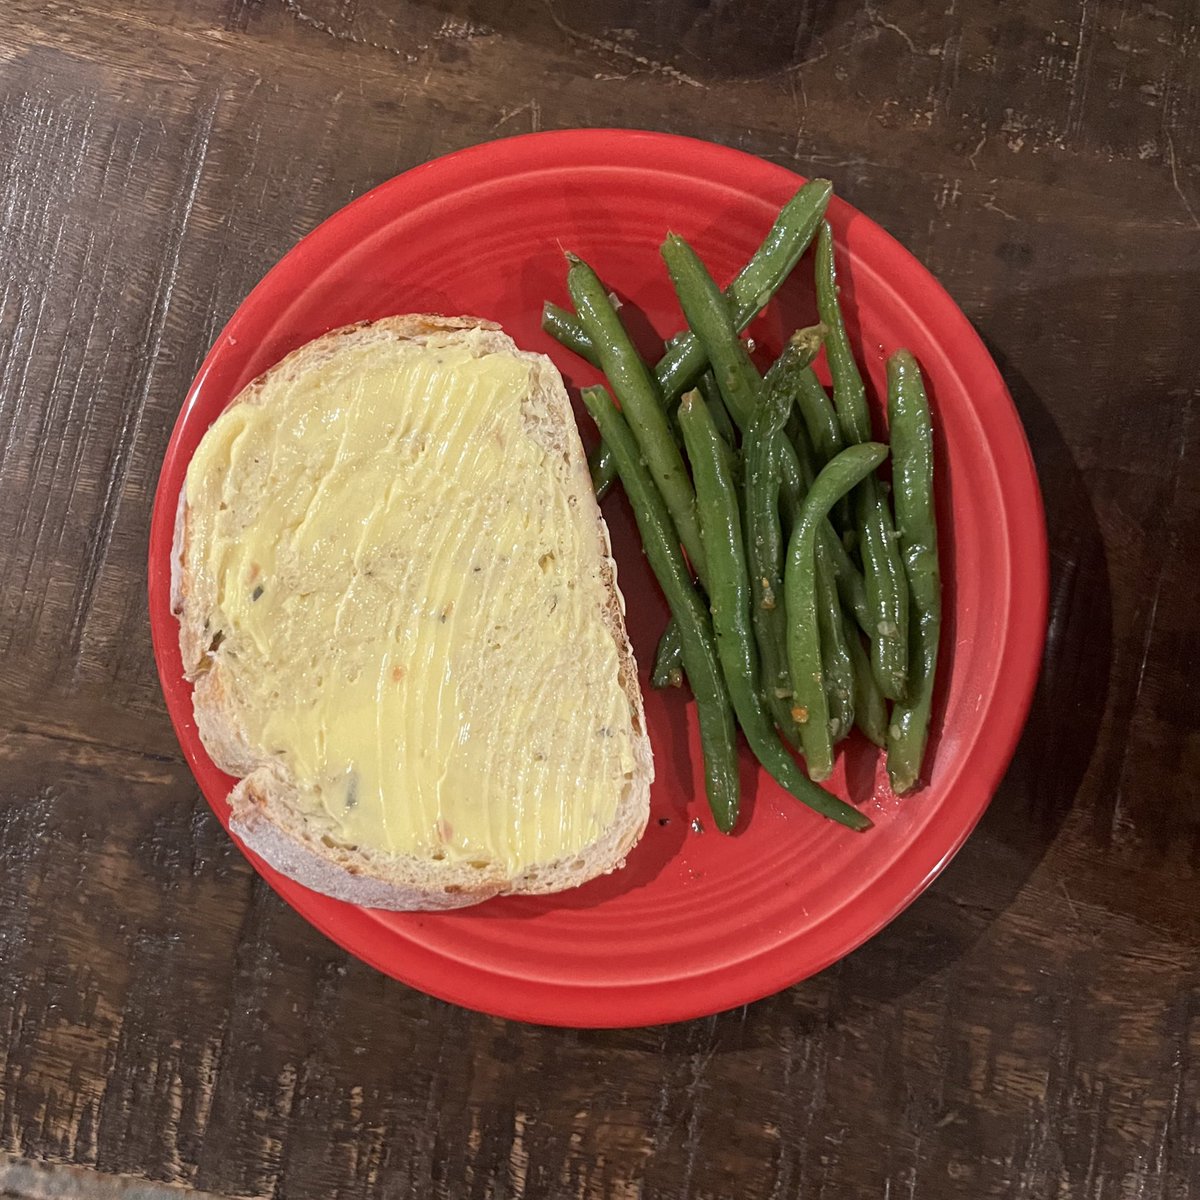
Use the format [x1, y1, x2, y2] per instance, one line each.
[543, 183, 941, 833]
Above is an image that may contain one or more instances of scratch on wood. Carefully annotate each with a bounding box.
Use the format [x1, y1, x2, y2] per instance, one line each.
[1065, 0, 1097, 138]
[1164, 132, 1200, 230]
[967, 130, 987, 169]
[507, 1109, 530, 1198]
[278, 0, 418, 62]
[983, 195, 1018, 221]
[541, 0, 704, 88]
[494, 99, 542, 133]
[863, 0, 919, 55]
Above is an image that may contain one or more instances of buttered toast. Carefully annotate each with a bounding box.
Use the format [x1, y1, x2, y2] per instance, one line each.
[172, 315, 652, 910]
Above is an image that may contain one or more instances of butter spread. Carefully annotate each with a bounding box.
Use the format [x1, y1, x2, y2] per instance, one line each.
[184, 330, 637, 874]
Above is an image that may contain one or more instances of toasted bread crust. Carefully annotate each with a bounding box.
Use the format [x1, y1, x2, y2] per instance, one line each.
[172, 315, 651, 911]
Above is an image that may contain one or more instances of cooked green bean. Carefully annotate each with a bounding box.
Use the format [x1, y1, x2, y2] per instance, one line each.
[847, 616, 888, 748]
[742, 329, 825, 745]
[814, 539, 855, 742]
[774, 434, 871, 634]
[814, 221, 909, 698]
[767, 325, 828, 388]
[766, 329, 823, 512]
[777, 428, 807, 526]
[663, 243, 863, 646]
[794, 366, 844, 464]
[793, 365, 852, 532]
[680, 392, 871, 830]
[785, 442, 889, 781]
[567, 180, 833, 499]
[777, 419, 872, 636]
[648, 333, 816, 700]
[661, 234, 762, 430]
[663, 176, 831, 396]
[654, 387, 727, 686]
[697, 370, 738, 449]
[814, 221, 871, 445]
[542, 301, 599, 366]
[760, 329, 871, 633]
[566, 253, 707, 580]
[769, 389, 871, 634]
[581, 387, 740, 830]
[663, 331, 826, 707]
[828, 532, 871, 632]
[744, 382, 801, 746]
[651, 618, 684, 689]
[858, 480, 909, 698]
[885, 350, 941, 793]
[550, 180, 833, 398]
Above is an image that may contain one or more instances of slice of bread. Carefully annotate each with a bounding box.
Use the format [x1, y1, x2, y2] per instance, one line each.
[172, 315, 652, 910]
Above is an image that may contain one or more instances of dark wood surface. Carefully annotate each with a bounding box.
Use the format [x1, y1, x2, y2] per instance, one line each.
[2, 1, 1197, 1196]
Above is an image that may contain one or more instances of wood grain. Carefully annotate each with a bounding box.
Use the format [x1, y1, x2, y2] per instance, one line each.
[1, 0, 1198, 1196]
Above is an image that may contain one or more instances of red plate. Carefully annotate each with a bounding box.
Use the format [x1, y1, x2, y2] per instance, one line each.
[148, 130, 1047, 1027]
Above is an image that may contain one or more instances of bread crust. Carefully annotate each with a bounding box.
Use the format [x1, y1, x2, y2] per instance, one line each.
[172, 315, 652, 910]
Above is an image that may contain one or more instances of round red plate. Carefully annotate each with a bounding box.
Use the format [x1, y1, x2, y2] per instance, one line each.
[148, 130, 1047, 1027]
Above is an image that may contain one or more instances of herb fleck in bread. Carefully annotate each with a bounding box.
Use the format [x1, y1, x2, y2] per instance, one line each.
[172, 315, 652, 910]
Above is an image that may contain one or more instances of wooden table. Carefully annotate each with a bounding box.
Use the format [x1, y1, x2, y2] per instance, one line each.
[2, 1, 1197, 1196]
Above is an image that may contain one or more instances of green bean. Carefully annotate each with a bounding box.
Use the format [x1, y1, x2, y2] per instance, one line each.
[566, 253, 707, 581]
[652, 361, 772, 697]
[567, 180, 833, 498]
[774, 438, 870, 634]
[885, 350, 941, 793]
[550, 180, 833, 400]
[661, 234, 762, 430]
[858, 480, 909, 698]
[847, 616, 888, 748]
[741, 330, 826, 745]
[793, 365, 851, 531]
[777, 430, 807, 526]
[553, 276, 690, 498]
[814, 539, 855, 742]
[680, 391, 871, 831]
[697, 371, 738, 450]
[794, 366, 844, 464]
[659, 176, 831, 395]
[744, 380, 801, 746]
[651, 619, 684, 689]
[768, 382, 870, 634]
[814, 221, 872, 445]
[760, 329, 869, 630]
[766, 330, 823, 516]
[814, 221, 909, 698]
[665, 330, 826, 708]
[829, 534, 871, 630]
[542, 301, 599, 366]
[766, 325, 828, 387]
[581, 387, 740, 830]
[774, 388, 875, 738]
[785, 443, 889, 782]
[654, 386, 730, 690]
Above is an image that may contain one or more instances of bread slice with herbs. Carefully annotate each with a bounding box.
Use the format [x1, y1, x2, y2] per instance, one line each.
[172, 314, 652, 910]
